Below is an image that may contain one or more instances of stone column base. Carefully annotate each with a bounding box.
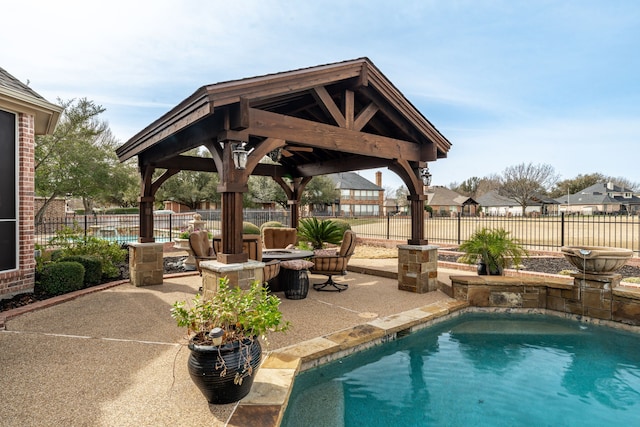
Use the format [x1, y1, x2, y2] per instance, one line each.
[128, 242, 164, 287]
[398, 244, 439, 293]
[200, 260, 265, 300]
[569, 272, 621, 320]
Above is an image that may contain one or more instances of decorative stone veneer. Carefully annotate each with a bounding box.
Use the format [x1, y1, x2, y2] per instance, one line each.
[200, 260, 265, 300]
[127, 242, 164, 286]
[451, 273, 640, 326]
[397, 244, 438, 293]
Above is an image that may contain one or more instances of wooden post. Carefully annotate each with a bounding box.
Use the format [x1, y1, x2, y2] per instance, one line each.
[408, 194, 428, 245]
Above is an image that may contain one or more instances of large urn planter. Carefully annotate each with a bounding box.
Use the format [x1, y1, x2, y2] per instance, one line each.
[188, 338, 262, 404]
[561, 245, 633, 275]
[171, 278, 289, 405]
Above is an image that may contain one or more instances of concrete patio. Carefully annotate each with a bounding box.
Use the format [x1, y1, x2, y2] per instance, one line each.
[0, 260, 471, 426]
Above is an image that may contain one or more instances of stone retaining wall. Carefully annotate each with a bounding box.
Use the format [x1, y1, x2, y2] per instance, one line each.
[451, 273, 640, 326]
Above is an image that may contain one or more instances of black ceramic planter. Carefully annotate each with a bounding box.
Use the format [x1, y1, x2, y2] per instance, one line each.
[187, 337, 262, 404]
[477, 261, 502, 275]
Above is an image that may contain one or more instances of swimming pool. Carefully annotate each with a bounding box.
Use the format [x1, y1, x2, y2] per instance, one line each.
[282, 313, 640, 426]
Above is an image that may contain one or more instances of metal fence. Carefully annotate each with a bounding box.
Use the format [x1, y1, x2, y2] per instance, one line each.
[35, 211, 640, 256]
[34, 210, 291, 248]
[337, 213, 640, 255]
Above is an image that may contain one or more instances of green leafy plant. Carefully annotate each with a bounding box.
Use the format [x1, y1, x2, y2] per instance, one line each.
[330, 219, 352, 236]
[37, 261, 85, 295]
[48, 226, 126, 278]
[458, 227, 528, 275]
[59, 255, 103, 286]
[260, 221, 283, 230]
[297, 217, 343, 250]
[171, 278, 290, 346]
[242, 221, 261, 235]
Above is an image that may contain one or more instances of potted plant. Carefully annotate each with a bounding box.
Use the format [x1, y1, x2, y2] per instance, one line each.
[171, 278, 289, 404]
[297, 217, 344, 250]
[458, 227, 528, 275]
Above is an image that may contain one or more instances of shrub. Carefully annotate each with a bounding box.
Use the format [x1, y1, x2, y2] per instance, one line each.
[242, 221, 261, 235]
[297, 218, 343, 249]
[38, 261, 85, 296]
[260, 221, 284, 230]
[59, 255, 103, 286]
[48, 227, 126, 278]
[330, 219, 351, 237]
[50, 249, 65, 261]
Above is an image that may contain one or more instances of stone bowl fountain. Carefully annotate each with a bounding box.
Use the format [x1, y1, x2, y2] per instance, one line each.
[561, 246, 633, 275]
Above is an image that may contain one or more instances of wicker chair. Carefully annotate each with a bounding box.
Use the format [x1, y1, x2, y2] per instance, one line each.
[262, 227, 298, 249]
[311, 230, 356, 292]
[188, 230, 216, 274]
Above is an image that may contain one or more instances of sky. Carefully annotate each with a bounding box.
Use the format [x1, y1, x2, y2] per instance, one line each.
[2, 0, 639, 191]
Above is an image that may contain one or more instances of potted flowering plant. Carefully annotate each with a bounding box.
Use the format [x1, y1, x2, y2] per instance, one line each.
[171, 278, 289, 404]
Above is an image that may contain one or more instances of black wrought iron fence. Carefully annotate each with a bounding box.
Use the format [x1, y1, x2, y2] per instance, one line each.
[326, 213, 640, 255]
[35, 211, 640, 256]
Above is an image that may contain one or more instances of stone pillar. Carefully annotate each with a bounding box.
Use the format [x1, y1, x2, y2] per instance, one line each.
[398, 244, 439, 293]
[569, 272, 621, 320]
[128, 242, 164, 286]
[200, 260, 265, 300]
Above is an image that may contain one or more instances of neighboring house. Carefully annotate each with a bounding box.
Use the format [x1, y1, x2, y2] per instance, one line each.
[477, 190, 559, 216]
[0, 67, 61, 300]
[555, 182, 640, 215]
[384, 198, 409, 216]
[426, 186, 479, 217]
[325, 171, 384, 216]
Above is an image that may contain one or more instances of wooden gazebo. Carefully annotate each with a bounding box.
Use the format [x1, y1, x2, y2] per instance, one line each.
[116, 58, 451, 270]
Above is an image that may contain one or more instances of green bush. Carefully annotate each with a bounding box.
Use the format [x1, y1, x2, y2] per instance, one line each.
[48, 227, 126, 278]
[330, 219, 351, 237]
[243, 221, 261, 235]
[260, 221, 284, 230]
[38, 261, 85, 296]
[59, 255, 103, 286]
[50, 249, 65, 261]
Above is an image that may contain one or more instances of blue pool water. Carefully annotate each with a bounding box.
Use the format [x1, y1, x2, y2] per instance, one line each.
[282, 313, 640, 427]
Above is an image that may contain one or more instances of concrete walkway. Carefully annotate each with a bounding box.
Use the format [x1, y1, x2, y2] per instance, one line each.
[0, 260, 471, 427]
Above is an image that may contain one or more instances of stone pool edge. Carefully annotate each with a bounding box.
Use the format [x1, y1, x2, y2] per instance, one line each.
[227, 298, 470, 427]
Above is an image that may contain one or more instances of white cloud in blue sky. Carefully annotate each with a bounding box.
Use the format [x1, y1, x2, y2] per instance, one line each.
[2, 0, 639, 190]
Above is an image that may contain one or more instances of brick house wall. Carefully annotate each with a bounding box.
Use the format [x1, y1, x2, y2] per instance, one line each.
[0, 113, 36, 298]
[0, 66, 61, 300]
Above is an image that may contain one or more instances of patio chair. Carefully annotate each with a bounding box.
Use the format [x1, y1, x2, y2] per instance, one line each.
[311, 230, 357, 292]
[189, 230, 216, 274]
[262, 227, 298, 249]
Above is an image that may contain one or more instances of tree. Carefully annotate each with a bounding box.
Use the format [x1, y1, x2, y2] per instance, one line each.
[452, 175, 500, 198]
[35, 98, 136, 222]
[249, 175, 287, 209]
[301, 176, 340, 211]
[606, 176, 639, 192]
[157, 170, 220, 210]
[499, 163, 559, 215]
[549, 173, 605, 198]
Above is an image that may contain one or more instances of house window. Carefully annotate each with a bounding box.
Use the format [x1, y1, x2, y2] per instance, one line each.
[0, 109, 17, 271]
